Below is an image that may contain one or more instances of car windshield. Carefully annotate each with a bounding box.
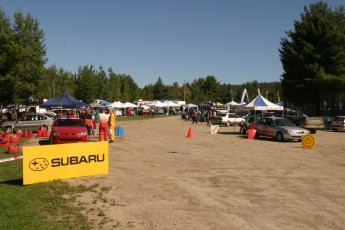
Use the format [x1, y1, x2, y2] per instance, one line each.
[274, 119, 295, 127]
[218, 113, 227, 117]
[55, 119, 84, 127]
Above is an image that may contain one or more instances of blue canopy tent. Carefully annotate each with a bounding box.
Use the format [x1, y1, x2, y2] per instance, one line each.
[240, 94, 283, 120]
[40, 93, 88, 109]
[99, 100, 111, 106]
[276, 101, 284, 106]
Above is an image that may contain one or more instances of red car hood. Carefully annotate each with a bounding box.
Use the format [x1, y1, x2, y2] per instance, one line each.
[52, 126, 86, 133]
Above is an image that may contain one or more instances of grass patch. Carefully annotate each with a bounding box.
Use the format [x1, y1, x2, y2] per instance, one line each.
[0, 142, 92, 230]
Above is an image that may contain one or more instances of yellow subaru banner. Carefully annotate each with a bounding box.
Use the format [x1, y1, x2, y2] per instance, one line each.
[23, 141, 108, 185]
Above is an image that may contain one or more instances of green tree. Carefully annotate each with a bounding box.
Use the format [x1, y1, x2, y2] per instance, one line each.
[120, 74, 139, 102]
[190, 78, 206, 103]
[95, 66, 108, 100]
[166, 82, 181, 100]
[153, 77, 165, 99]
[202, 76, 221, 102]
[0, 9, 12, 77]
[183, 82, 192, 103]
[40, 65, 58, 99]
[58, 68, 76, 96]
[219, 83, 233, 103]
[141, 84, 154, 100]
[279, 1, 345, 114]
[75, 65, 97, 103]
[0, 11, 47, 104]
[107, 68, 121, 102]
[0, 9, 15, 105]
[38, 66, 76, 100]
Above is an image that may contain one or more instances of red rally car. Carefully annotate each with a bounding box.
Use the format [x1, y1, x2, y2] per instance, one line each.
[49, 116, 89, 144]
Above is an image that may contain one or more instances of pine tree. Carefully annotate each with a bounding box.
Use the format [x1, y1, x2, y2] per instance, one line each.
[279, 1, 345, 114]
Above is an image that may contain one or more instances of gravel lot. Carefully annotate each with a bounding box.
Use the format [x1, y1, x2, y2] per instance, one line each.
[38, 116, 345, 229]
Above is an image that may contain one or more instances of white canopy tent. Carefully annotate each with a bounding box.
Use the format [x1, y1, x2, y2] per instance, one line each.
[109, 101, 124, 108]
[225, 100, 240, 111]
[122, 102, 138, 108]
[147, 100, 165, 107]
[163, 100, 179, 107]
[184, 103, 198, 109]
[140, 105, 150, 109]
[162, 100, 180, 115]
[225, 100, 239, 106]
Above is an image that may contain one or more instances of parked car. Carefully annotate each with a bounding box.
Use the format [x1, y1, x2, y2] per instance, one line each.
[235, 111, 251, 118]
[43, 112, 57, 120]
[283, 110, 324, 133]
[1, 113, 54, 133]
[212, 113, 245, 127]
[331, 116, 345, 132]
[51, 109, 73, 116]
[216, 105, 229, 114]
[323, 115, 336, 130]
[49, 116, 89, 144]
[255, 117, 310, 141]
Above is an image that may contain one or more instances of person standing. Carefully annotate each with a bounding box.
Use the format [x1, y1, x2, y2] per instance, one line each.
[83, 109, 93, 135]
[108, 108, 116, 143]
[11, 109, 17, 121]
[191, 109, 198, 124]
[98, 109, 109, 141]
[95, 109, 100, 123]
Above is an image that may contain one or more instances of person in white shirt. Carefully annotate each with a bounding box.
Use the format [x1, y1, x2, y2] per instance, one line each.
[98, 109, 109, 141]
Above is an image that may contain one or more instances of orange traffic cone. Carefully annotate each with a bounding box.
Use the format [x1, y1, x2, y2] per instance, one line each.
[186, 127, 193, 139]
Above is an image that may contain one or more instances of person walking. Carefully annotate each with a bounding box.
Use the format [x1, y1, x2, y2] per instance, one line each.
[98, 109, 109, 141]
[108, 108, 116, 143]
[191, 109, 198, 124]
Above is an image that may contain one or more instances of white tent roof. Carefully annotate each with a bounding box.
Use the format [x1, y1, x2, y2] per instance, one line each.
[122, 102, 138, 108]
[109, 101, 124, 108]
[225, 100, 239, 106]
[185, 103, 198, 108]
[163, 100, 179, 107]
[147, 100, 165, 107]
[243, 95, 283, 110]
[141, 105, 150, 109]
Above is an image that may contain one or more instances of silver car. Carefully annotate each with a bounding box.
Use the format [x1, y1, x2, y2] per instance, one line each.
[255, 117, 310, 141]
[1, 113, 54, 133]
[331, 116, 345, 131]
[212, 113, 245, 127]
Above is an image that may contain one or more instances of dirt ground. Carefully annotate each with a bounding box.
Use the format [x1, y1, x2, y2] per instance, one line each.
[36, 116, 345, 229]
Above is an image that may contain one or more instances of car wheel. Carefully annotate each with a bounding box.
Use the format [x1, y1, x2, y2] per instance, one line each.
[332, 128, 338, 132]
[226, 121, 230, 127]
[276, 132, 284, 142]
[310, 129, 317, 134]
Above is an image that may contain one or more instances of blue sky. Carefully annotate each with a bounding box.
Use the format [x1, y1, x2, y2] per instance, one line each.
[1, 0, 344, 88]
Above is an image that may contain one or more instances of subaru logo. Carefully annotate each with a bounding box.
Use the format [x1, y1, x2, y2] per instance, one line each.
[29, 158, 49, 171]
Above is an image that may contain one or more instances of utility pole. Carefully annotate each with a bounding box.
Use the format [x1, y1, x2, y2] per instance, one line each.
[183, 80, 186, 102]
